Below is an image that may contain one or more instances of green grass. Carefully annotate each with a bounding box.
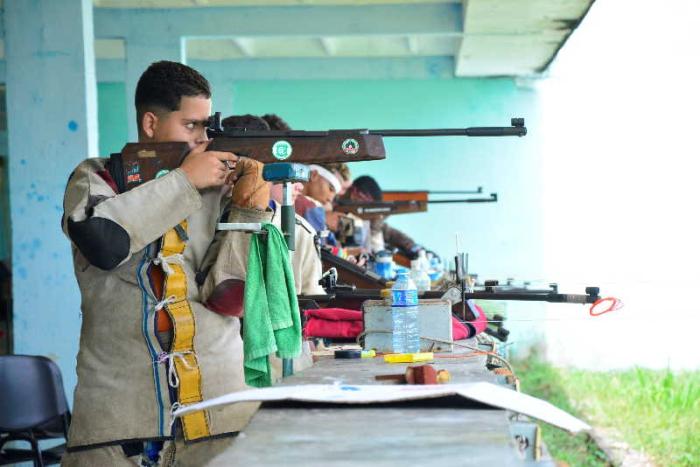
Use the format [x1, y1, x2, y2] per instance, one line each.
[514, 355, 700, 466]
[514, 356, 609, 466]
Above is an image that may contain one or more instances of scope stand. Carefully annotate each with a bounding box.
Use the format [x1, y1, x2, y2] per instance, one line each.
[262, 163, 311, 377]
[280, 182, 295, 251]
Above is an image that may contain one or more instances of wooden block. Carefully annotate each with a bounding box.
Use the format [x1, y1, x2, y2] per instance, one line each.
[408, 365, 437, 385]
[375, 365, 443, 385]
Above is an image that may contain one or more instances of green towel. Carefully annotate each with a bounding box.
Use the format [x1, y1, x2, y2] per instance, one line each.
[243, 223, 301, 387]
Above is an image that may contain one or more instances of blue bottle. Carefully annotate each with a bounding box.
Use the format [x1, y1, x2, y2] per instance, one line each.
[374, 250, 394, 280]
[391, 271, 420, 353]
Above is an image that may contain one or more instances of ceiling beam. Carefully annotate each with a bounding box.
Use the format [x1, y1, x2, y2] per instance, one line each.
[94, 3, 462, 41]
[193, 56, 455, 81]
[93, 56, 455, 82]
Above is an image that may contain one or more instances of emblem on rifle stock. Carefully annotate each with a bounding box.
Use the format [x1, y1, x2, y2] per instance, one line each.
[272, 140, 293, 160]
[341, 138, 359, 155]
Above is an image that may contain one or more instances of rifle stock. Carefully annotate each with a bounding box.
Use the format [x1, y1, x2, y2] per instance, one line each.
[207, 131, 385, 164]
[108, 132, 385, 193]
[383, 191, 429, 202]
[109, 142, 191, 194]
[334, 200, 428, 217]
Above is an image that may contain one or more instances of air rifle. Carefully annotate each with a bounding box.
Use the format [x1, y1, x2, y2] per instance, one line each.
[334, 193, 497, 217]
[458, 281, 600, 304]
[308, 282, 600, 306]
[107, 115, 526, 193]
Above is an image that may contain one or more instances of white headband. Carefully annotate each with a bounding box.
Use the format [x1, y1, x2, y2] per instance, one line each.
[309, 165, 342, 193]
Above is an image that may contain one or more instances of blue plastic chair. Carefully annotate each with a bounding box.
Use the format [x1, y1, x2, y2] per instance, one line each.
[0, 355, 71, 466]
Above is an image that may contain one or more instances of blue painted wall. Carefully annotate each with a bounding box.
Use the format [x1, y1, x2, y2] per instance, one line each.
[1, 86, 9, 263]
[0, 157, 8, 262]
[5, 0, 98, 403]
[1, 155, 8, 264]
[97, 82, 128, 156]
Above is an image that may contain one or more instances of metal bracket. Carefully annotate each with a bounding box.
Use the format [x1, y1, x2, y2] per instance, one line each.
[217, 222, 267, 235]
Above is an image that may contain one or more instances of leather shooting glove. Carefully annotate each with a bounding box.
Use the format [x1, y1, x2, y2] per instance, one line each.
[229, 158, 270, 211]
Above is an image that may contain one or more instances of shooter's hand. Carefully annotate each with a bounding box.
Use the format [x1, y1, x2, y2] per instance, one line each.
[181, 142, 237, 189]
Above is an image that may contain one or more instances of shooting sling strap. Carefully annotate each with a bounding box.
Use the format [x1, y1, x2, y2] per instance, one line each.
[158, 221, 211, 441]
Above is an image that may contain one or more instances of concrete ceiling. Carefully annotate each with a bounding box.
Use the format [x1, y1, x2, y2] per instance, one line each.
[93, 0, 594, 77]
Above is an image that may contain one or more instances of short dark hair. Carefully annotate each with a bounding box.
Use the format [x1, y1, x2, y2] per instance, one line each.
[222, 114, 270, 131]
[135, 61, 211, 129]
[261, 114, 291, 131]
[351, 175, 383, 201]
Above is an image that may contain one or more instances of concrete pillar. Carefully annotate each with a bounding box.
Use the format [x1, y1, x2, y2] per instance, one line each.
[5, 0, 98, 394]
[125, 40, 183, 140]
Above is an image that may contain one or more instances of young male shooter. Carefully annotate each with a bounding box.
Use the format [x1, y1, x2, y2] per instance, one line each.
[61, 61, 260, 466]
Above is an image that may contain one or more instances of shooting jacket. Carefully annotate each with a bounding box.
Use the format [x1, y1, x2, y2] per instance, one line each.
[62, 158, 258, 451]
[201, 202, 324, 301]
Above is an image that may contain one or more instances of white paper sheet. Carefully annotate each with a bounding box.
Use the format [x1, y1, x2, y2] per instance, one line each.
[173, 382, 591, 434]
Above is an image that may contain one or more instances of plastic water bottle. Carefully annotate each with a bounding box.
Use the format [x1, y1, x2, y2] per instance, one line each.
[374, 250, 394, 280]
[410, 259, 431, 293]
[391, 271, 420, 353]
[427, 252, 444, 282]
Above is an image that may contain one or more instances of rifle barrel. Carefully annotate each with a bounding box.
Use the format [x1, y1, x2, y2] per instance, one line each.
[210, 127, 526, 138]
[384, 188, 483, 195]
[464, 292, 597, 304]
[430, 188, 483, 194]
[208, 129, 358, 138]
[428, 194, 497, 203]
[369, 126, 526, 137]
